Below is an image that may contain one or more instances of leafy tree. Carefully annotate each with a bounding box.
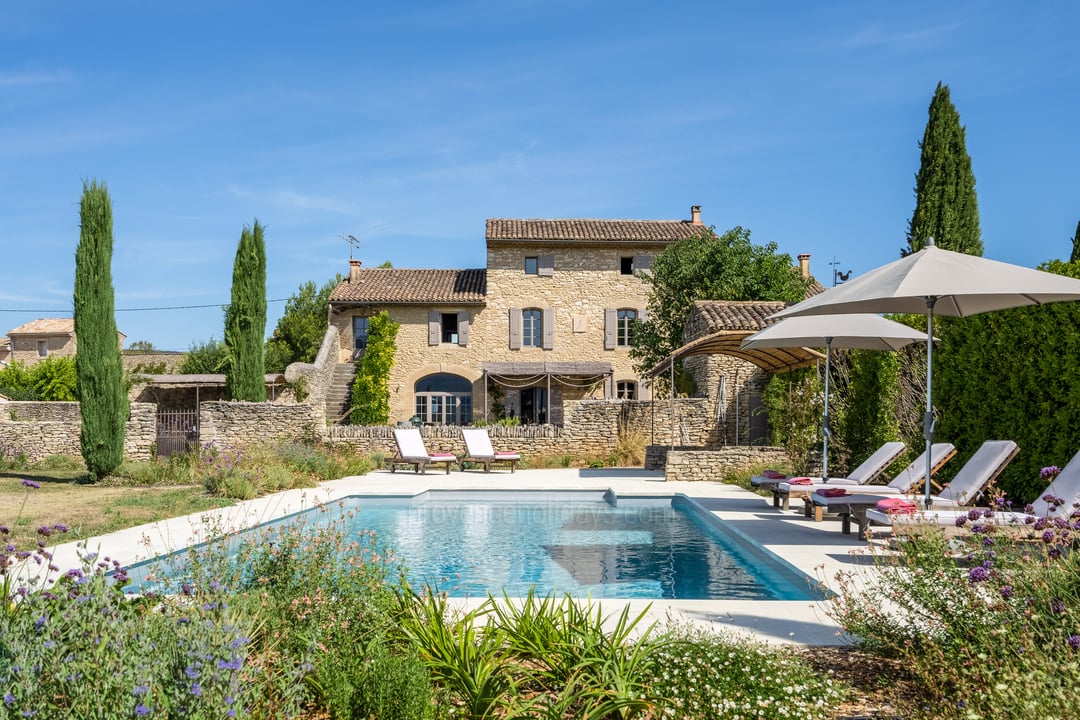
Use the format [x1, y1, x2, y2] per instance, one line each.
[177, 338, 228, 374]
[1070, 219, 1080, 264]
[350, 311, 398, 425]
[265, 275, 341, 374]
[0, 360, 38, 400]
[74, 180, 128, 480]
[127, 340, 156, 352]
[832, 349, 902, 473]
[631, 226, 812, 378]
[32, 357, 79, 401]
[224, 220, 267, 401]
[904, 82, 982, 256]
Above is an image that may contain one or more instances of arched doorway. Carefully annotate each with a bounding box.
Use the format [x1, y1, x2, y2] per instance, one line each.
[414, 373, 473, 425]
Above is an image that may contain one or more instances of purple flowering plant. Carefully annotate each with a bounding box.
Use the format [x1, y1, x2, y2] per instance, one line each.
[825, 468, 1080, 719]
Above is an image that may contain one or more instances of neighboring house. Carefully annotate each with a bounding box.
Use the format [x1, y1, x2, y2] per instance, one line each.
[0, 336, 10, 367]
[5, 318, 126, 365]
[328, 206, 713, 425]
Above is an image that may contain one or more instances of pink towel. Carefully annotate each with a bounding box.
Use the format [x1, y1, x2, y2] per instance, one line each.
[763, 469, 787, 479]
[816, 487, 848, 498]
[876, 497, 918, 515]
[787, 477, 813, 485]
[429, 453, 456, 460]
[495, 451, 519, 457]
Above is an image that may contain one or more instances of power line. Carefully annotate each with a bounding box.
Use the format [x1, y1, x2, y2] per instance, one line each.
[0, 298, 291, 313]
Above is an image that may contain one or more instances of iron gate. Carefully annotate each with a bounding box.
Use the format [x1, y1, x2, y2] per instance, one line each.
[156, 409, 199, 457]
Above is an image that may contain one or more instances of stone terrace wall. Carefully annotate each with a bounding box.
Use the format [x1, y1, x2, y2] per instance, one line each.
[283, 325, 340, 425]
[325, 398, 713, 461]
[0, 402, 156, 462]
[661, 447, 789, 482]
[199, 401, 318, 450]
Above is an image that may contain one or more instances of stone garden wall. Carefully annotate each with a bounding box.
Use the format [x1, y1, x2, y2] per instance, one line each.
[659, 446, 789, 482]
[0, 402, 157, 462]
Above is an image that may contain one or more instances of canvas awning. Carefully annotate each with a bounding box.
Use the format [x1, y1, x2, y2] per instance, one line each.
[482, 362, 613, 377]
[648, 329, 823, 377]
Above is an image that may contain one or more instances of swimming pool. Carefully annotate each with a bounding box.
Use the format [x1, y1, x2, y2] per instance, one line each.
[125, 490, 827, 601]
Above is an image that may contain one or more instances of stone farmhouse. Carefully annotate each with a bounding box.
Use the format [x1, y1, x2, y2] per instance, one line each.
[4, 318, 125, 365]
[328, 206, 719, 426]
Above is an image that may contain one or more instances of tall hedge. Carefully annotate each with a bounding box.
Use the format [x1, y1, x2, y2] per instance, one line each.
[350, 311, 398, 425]
[74, 180, 128, 480]
[935, 258, 1080, 502]
[224, 220, 267, 401]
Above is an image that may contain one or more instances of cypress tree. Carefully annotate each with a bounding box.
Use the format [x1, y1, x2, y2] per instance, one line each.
[904, 82, 983, 256]
[74, 180, 128, 480]
[224, 220, 267, 401]
[1070, 219, 1080, 264]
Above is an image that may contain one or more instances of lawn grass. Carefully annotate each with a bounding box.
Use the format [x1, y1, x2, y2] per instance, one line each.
[1, 471, 234, 550]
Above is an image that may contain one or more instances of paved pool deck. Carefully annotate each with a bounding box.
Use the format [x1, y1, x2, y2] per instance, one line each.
[45, 467, 884, 647]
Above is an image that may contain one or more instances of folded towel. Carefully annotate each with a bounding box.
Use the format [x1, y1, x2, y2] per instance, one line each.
[876, 497, 918, 515]
[763, 469, 787, 479]
[495, 451, 520, 458]
[429, 453, 456, 460]
[816, 487, 848, 498]
[787, 477, 813, 485]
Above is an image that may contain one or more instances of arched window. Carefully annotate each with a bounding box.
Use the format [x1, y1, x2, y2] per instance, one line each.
[414, 373, 473, 425]
[522, 308, 543, 347]
[616, 380, 636, 400]
[616, 309, 637, 346]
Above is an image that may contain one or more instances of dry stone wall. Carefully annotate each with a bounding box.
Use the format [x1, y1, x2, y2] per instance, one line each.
[198, 402, 318, 450]
[0, 402, 156, 462]
[660, 447, 789, 482]
[283, 325, 340, 425]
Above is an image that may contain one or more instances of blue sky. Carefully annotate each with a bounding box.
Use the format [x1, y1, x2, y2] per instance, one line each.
[2, 1, 1077, 351]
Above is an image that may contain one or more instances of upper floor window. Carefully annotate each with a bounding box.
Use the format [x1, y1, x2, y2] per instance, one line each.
[522, 308, 543, 347]
[616, 309, 637, 346]
[619, 255, 653, 275]
[428, 311, 469, 346]
[441, 313, 459, 343]
[616, 381, 636, 400]
[524, 257, 538, 275]
[353, 316, 370, 353]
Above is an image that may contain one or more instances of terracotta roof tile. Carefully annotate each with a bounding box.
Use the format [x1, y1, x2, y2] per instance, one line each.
[486, 218, 711, 243]
[692, 301, 788, 333]
[8, 318, 75, 335]
[330, 268, 487, 305]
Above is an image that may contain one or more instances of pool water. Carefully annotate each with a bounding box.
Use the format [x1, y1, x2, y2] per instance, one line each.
[125, 491, 825, 601]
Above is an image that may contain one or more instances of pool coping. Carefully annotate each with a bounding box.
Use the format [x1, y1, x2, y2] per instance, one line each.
[39, 467, 883, 646]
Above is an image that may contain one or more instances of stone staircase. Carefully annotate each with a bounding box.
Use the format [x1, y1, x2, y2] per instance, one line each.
[325, 363, 357, 424]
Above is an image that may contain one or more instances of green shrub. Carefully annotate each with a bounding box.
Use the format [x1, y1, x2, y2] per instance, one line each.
[34, 454, 85, 471]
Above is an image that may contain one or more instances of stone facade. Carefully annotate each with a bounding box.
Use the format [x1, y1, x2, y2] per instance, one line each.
[5, 318, 125, 366]
[329, 210, 712, 426]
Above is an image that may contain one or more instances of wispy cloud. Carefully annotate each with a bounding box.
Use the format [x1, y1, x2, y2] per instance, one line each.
[0, 68, 71, 87]
[842, 20, 965, 52]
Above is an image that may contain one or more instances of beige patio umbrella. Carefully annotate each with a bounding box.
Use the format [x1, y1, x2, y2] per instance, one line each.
[741, 313, 926, 482]
[770, 238, 1080, 506]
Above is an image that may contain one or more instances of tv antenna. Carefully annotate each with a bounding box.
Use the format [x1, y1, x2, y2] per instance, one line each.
[829, 257, 852, 286]
[344, 234, 362, 259]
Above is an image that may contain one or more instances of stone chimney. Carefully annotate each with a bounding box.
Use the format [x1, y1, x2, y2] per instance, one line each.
[349, 258, 362, 283]
[798, 254, 811, 279]
[690, 205, 702, 225]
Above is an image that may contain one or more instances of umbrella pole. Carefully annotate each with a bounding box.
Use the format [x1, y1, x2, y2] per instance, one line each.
[924, 298, 938, 508]
[823, 339, 832, 482]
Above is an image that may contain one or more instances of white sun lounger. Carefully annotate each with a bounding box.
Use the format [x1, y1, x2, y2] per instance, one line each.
[808, 443, 958, 530]
[751, 440, 906, 493]
[772, 441, 907, 511]
[389, 428, 456, 474]
[460, 428, 521, 473]
[866, 445, 1080, 532]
